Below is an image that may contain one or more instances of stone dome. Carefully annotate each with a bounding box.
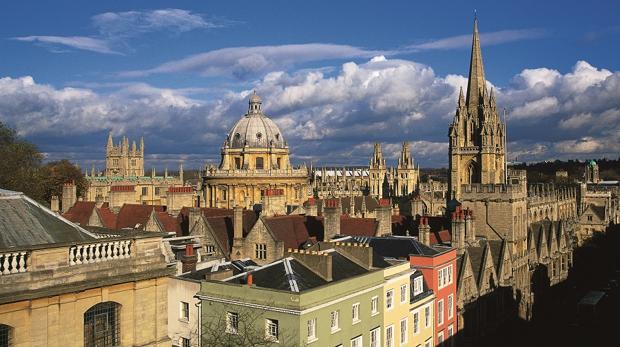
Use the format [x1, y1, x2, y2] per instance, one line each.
[227, 92, 286, 149]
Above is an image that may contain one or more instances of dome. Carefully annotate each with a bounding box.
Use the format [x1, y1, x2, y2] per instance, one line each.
[227, 93, 286, 149]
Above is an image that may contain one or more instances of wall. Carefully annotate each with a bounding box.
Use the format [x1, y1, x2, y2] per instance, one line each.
[167, 277, 201, 347]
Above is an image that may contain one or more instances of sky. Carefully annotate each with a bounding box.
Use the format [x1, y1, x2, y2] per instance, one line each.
[1, 0, 619, 170]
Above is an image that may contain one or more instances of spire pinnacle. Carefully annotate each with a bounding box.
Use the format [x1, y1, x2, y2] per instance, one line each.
[458, 86, 465, 107]
[466, 15, 486, 112]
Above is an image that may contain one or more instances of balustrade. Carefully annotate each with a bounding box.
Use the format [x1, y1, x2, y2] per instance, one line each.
[69, 240, 132, 265]
[0, 251, 28, 275]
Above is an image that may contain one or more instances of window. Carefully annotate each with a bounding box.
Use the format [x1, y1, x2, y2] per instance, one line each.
[84, 302, 120, 347]
[131, 159, 136, 167]
[386, 289, 394, 310]
[413, 276, 424, 296]
[330, 310, 340, 332]
[371, 296, 379, 315]
[180, 337, 190, 347]
[0, 325, 12, 347]
[587, 215, 593, 221]
[370, 327, 380, 347]
[448, 325, 454, 347]
[226, 312, 238, 334]
[424, 305, 431, 328]
[276, 158, 281, 169]
[155, 187, 161, 196]
[448, 294, 454, 319]
[180, 301, 189, 321]
[205, 244, 216, 256]
[221, 189, 227, 200]
[113, 159, 119, 166]
[424, 338, 432, 347]
[256, 157, 264, 170]
[352, 303, 360, 323]
[255, 244, 267, 259]
[437, 300, 444, 325]
[265, 319, 279, 341]
[438, 331, 444, 346]
[400, 318, 407, 344]
[438, 265, 453, 289]
[351, 335, 363, 347]
[141, 187, 148, 196]
[385, 325, 394, 347]
[400, 284, 407, 303]
[307, 318, 317, 341]
[235, 157, 241, 169]
[413, 311, 419, 335]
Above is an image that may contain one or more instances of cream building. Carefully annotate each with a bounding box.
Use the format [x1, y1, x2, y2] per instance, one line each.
[202, 92, 310, 209]
[0, 188, 172, 347]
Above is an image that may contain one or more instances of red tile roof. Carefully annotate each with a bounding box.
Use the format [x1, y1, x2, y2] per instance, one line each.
[205, 211, 258, 255]
[115, 204, 165, 229]
[98, 205, 117, 229]
[157, 211, 182, 234]
[340, 216, 377, 237]
[264, 215, 313, 250]
[63, 201, 96, 226]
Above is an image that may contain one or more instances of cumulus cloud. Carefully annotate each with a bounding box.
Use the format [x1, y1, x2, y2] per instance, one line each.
[120, 44, 386, 78]
[12, 9, 221, 54]
[1, 58, 619, 168]
[408, 29, 547, 51]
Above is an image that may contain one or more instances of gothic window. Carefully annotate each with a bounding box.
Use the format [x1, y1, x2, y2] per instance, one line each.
[0, 324, 12, 347]
[113, 159, 119, 166]
[256, 157, 264, 170]
[84, 302, 121, 347]
[131, 159, 136, 167]
[465, 161, 478, 184]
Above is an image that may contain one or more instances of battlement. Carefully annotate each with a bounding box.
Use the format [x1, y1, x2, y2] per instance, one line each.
[461, 183, 525, 196]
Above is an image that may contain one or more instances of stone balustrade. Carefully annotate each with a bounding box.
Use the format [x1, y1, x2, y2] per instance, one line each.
[0, 251, 29, 275]
[69, 240, 132, 265]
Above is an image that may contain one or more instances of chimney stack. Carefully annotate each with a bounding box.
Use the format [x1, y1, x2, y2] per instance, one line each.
[323, 199, 340, 241]
[287, 249, 333, 281]
[231, 206, 244, 260]
[50, 196, 60, 213]
[419, 216, 431, 246]
[305, 198, 318, 216]
[61, 181, 77, 213]
[375, 198, 392, 236]
[465, 209, 475, 243]
[261, 188, 286, 216]
[181, 244, 197, 273]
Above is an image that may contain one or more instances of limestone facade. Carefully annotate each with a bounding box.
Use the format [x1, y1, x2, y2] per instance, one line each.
[202, 92, 310, 209]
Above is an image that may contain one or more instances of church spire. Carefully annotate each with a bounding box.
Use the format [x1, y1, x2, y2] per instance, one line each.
[466, 15, 486, 112]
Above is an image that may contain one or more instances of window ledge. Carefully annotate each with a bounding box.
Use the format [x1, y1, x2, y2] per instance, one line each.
[307, 337, 319, 344]
[352, 319, 361, 325]
[371, 311, 380, 317]
[331, 328, 341, 334]
[178, 318, 189, 324]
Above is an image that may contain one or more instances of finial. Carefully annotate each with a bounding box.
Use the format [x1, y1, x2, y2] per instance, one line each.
[474, 9, 477, 20]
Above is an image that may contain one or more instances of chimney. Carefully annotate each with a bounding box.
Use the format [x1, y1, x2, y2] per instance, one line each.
[61, 181, 77, 213]
[375, 198, 392, 236]
[188, 208, 202, 235]
[246, 273, 253, 286]
[181, 244, 197, 273]
[465, 209, 475, 243]
[50, 196, 60, 212]
[261, 189, 286, 216]
[333, 242, 373, 270]
[305, 198, 318, 216]
[411, 196, 424, 217]
[231, 206, 244, 260]
[287, 249, 333, 281]
[419, 216, 431, 246]
[323, 199, 340, 240]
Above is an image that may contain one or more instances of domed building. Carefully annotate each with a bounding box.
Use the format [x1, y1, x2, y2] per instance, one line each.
[202, 92, 310, 209]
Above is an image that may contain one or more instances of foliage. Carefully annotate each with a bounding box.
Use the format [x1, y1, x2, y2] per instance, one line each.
[0, 122, 84, 203]
[510, 158, 620, 183]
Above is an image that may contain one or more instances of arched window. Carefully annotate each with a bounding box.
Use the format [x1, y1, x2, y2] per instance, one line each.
[84, 302, 121, 347]
[464, 161, 479, 184]
[0, 324, 12, 347]
[256, 157, 264, 170]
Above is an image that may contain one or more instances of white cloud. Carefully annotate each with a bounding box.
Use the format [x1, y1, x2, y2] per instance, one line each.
[511, 96, 559, 119]
[408, 29, 547, 51]
[12, 36, 120, 55]
[13, 9, 221, 55]
[120, 44, 385, 78]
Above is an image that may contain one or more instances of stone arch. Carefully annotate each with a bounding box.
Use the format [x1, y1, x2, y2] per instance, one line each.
[464, 160, 479, 185]
[84, 301, 121, 347]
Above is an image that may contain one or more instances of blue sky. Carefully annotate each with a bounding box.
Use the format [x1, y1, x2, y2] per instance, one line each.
[1, 0, 619, 169]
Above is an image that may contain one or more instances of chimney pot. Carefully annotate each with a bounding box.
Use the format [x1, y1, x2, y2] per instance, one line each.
[247, 273, 253, 286]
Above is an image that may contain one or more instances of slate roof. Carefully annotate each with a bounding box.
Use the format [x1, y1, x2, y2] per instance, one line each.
[226, 249, 371, 292]
[0, 189, 96, 249]
[487, 239, 504, 273]
[467, 245, 485, 283]
[350, 236, 441, 260]
[182, 259, 258, 281]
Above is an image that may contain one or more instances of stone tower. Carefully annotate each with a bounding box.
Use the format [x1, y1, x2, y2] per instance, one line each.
[585, 160, 600, 183]
[448, 17, 506, 201]
[395, 142, 419, 196]
[369, 143, 387, 198]
[105, 133, 145, 177]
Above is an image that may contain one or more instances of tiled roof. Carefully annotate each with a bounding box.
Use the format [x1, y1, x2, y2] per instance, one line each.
[157, 211, 181, 234]
[264, 215, 315, 250]
[339, 216, 377, 237]
[98, 205, 117, 228]
[63, 201, 96, 226]
[115, 204, 165, 229]
[205, 211, 258, 255]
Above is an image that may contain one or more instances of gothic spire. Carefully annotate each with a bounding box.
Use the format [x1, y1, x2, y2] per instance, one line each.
[107, 132, 113, 149]
[458, 86, 465, 108]
[466, 16, 486, 112]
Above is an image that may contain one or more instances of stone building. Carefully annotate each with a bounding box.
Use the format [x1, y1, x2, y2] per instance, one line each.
[312, 142, 420, 199]
[201, 92, 310, 209]
[0, 188, 173, 346]
[83, 134, 187, 208]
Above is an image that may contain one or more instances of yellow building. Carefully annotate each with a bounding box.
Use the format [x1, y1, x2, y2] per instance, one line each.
[0, 188, 173, 346]
[202, 92, 310, 209]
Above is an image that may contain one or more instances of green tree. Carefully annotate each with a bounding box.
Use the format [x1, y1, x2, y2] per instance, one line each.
[40, 159, 87, 203]
[0, 121, 44, 199]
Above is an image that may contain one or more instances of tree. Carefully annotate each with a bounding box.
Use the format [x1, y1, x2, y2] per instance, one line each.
[0, 121, 44, 199]
[39, 160, 87, 203]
